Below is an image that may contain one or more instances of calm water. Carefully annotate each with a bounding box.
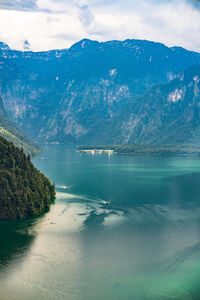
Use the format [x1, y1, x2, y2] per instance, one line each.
[1, 145, 200, 299]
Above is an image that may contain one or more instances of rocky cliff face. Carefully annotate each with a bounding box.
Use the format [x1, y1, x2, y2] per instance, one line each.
[0, 95, 39, 155]
[96, 64, 200, 145]
[1, 38, 200, 144]
[0, 95, 6, 116]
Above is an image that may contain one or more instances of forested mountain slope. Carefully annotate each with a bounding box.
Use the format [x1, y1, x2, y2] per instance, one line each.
[0, 136, 55, 220]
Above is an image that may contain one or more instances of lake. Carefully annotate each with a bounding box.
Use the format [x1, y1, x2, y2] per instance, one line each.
[1, 145, 200, 299]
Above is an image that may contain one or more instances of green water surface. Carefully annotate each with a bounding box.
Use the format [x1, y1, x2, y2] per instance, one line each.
[1, 145, 200, 299]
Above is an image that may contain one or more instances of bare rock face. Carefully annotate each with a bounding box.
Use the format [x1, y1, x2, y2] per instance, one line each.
[102, 65, 200, 145]
[0, 95, 39, 156]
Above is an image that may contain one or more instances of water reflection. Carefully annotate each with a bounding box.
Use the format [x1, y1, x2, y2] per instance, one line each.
[0, 215, 45, 272]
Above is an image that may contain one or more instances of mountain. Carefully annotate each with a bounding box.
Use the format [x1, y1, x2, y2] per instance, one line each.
[1, 38, 200, 144]
[95, 64, 200, 145]
[0, 136, 55, 220]
[0, 41, 66, 74]
[0, 95, 40, 155]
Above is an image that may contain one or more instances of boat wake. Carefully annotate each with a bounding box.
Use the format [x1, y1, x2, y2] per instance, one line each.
[55, 190, 113, 207]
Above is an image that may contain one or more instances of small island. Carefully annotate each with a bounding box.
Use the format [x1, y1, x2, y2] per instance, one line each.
[0, 136, 55, 220]
[77, 144, 200, 155]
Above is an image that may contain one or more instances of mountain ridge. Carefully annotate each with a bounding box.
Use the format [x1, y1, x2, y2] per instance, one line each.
[1, 38, 200, 144]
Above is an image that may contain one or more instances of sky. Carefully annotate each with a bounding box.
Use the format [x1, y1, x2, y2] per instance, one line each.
[0, 0, 200, 52]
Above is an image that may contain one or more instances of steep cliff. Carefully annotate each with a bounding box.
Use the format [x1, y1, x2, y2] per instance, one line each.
[0, 95, 39, 155]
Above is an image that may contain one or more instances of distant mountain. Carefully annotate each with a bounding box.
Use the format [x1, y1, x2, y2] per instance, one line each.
[0, 42, 66, 74]
[1, 38, 200, 144]
[94, 64, 200, 145]
[0, 95, 39, 155]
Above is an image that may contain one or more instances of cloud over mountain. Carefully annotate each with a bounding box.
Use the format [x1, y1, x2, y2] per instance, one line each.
[0, 0, 199, 51]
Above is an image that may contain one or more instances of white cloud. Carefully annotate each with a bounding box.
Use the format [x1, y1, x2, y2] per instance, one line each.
[0, 0, 199, 52]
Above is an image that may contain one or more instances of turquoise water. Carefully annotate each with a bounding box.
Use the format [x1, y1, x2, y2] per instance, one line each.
[1, 145, 200, 299]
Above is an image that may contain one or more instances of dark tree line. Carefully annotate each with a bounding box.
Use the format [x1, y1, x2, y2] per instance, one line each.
[0, 136, 55, 220]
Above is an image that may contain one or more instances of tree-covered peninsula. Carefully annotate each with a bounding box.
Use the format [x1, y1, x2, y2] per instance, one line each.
[0, 136, 55, 220]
